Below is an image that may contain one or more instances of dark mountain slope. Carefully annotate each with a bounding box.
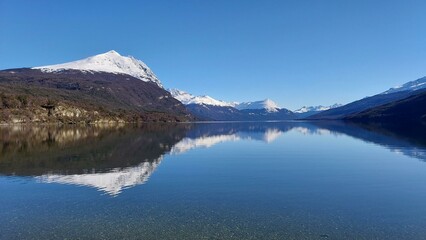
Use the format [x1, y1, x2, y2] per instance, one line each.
[308, 89, 426, 120]
[186, 104, 244, 121]
[345, 90, 426, 124]
[0, 68, 193, 123]
[186, 104, 295, 121]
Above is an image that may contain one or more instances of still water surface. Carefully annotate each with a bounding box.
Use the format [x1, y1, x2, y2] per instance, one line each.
[1, 121, 426, 239]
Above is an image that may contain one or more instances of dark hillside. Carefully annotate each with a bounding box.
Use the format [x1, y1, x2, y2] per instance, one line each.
[0, 68, 193, 123]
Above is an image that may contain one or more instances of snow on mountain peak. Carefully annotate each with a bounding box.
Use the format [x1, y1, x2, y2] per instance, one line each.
[32, 50, 163, 87]
[381, 77, 426, 95]
[169, 88, 234, 107]
[294, 104, 342, 113]
[235, 99, 280, 112]
[170, 89, 284, 112]
[105, 50, 120, 55]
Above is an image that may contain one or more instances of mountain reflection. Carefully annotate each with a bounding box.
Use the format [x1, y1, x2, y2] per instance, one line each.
[171, 125, 284, 154]
[0, 123, 189, 195]
[1, 121, 425, 195]
[309, 121, 426, 161]
[36, 159, 162, 196]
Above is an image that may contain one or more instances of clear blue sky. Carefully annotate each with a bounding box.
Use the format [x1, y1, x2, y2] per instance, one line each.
[1, 0, 425, 109]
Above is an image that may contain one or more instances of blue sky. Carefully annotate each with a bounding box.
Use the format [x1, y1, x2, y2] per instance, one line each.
[1, 0, 425, 109]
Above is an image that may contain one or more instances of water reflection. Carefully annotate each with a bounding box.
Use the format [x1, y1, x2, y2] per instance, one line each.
[310, 121, 426, 161]
[1, 121, 425, 195]
[0, 124, 188, 195]
[171, 124, 286, 154]
[36, 159, 162, 196]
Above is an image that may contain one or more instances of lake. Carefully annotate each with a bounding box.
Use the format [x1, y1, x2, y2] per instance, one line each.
[1, 121, 426, 239]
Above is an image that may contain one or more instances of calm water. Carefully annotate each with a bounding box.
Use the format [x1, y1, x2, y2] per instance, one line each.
[1, 121, 426, 239]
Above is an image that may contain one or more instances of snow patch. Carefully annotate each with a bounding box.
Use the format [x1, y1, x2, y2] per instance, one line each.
[169, 89, 234, 107]
[235, 99, 280, 112]
[294, 104, 342, 113]
[33, 50, 163, 87]
[382, 77, 426, 94]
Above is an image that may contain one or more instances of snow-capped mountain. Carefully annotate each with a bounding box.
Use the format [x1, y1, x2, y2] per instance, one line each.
[169, 89, 234, 107]
[294, 104, 342, 113]
[170, 89, 280, 112]
[382, 76, 426, 94]
[33, 50, 163, 87]
[0, 50, 192, 123]
[169, 89, 293, 120]
[235, 99, 280, 112]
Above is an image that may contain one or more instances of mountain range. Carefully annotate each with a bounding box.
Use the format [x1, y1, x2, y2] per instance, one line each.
[169, 88, 340, 120]
[294, 104, 342, 118]
[0, 50, 424, 124]
[309, 76, 426, 123]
